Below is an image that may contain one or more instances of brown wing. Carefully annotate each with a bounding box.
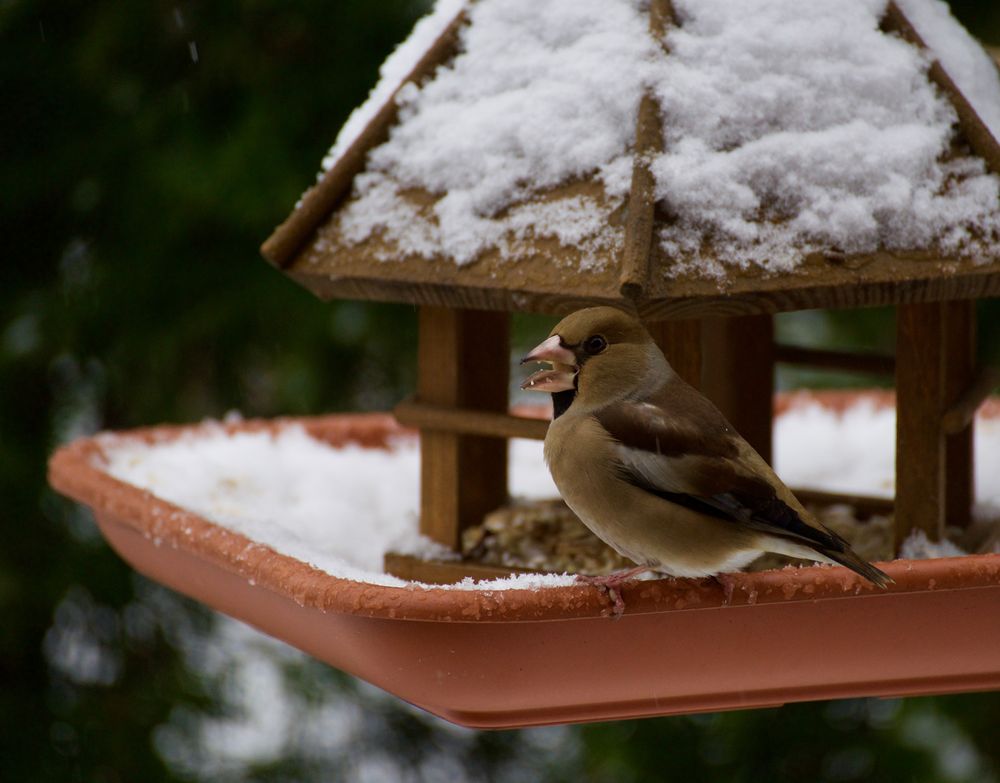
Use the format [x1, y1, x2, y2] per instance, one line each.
[594, 378, 850, 555]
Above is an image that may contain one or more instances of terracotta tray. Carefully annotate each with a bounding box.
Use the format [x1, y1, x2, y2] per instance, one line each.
[48, 411, 1000, 728]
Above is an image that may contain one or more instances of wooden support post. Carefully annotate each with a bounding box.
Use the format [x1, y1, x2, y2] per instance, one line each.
[417, 307, 509, 550]
[700, 315, 775, 463]
[895, 301, 975, 547]
[943, 302, 975, 530]
[648, 319, 702, 389]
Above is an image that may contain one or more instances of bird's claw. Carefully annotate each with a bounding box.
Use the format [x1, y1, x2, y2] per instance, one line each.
[576, 566, 649, 619]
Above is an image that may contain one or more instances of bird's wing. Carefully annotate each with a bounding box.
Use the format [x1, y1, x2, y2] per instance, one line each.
[593, 379, 849, 555]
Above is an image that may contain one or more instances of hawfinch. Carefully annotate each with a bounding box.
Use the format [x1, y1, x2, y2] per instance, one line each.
[522, 306, 890, 614]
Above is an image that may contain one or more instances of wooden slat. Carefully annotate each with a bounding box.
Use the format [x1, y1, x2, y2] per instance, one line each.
[896, 302, 950, 544]
[883, 2, 1000, 176]
[395, 398, 549, 440]
[989, 46, 1000, 70]
[700, 315, 775, 463]
[619, 94, 663, 300]
[289, 241, 1000, 319]
[942, 301, 976, 529]
[774, 344, 895, 376]
[383, 552, 546, 585]
[943, 365, 1000, 435]
[647, 319, 702, 388]
[791, 488, 894, 518]
[261, 11, 466, 268]
[618, 0, 675, 300]
[418, 308, 509, 550]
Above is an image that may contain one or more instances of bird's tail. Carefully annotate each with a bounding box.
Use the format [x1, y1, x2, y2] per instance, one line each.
[824, 548, 893, 589]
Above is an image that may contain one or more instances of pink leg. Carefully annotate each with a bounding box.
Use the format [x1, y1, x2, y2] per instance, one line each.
[712, 572, 738, 606]
[576, 566, 651, 619]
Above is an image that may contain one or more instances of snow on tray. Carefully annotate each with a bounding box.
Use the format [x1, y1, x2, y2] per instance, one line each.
[325, 0, 1000, 275]
[99, 400, 1000, 590]
[102, 425, 569, 590]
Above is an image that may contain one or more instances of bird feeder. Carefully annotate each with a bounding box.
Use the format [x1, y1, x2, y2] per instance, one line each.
[49, 0, 1000, 727]
[262, 0, 1000, 578]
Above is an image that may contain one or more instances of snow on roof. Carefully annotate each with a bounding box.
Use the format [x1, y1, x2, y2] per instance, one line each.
[897, 0, 1000, 142]
[325, 0, 1000, 275]
[320, 0, 466, 173]
[100, 399, 1000, 590]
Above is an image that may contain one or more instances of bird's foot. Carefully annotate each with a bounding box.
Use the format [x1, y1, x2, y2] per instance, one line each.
[576, 566, 650, 619]
[712, 572, 739, 606]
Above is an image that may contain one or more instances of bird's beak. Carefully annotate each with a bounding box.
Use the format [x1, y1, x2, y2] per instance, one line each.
[520, 335, 578, 392]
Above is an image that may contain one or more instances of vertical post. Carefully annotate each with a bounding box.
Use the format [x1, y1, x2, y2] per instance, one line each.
[417, 307, 509, 550]
[700, 315, 775, 463]
[944, 301, 975, 531]
[896, 301, 975, 548]
[647, 319, 702, 389]
[944, 300, 976, 527]
[896, 302, 945, 545]
[896, 301, 975, 547]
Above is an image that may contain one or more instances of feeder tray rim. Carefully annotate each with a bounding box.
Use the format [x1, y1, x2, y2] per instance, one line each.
[47, 412, 1000, 625]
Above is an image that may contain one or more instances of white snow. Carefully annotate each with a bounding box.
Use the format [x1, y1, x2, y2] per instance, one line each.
[337, 0, 653, 268]
[99, 399, 1000, 589]
[899, 528, 967, 560]
[320, 0, 467, 174]
[102, 424, 568, 590]
[775, 396, 1000, 523]
[896, 0, 1000, 144]
[654, 0, 1000, 275]
[327, 0, 1000, 274]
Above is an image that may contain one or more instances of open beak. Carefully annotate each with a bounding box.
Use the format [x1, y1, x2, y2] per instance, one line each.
[519, 335, 578, 392]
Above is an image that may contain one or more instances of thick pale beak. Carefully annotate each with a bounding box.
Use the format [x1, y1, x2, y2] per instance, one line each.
[520, 335, 578, 392]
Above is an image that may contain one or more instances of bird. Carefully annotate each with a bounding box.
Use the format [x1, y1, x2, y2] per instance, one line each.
[520, 306, 891, 617]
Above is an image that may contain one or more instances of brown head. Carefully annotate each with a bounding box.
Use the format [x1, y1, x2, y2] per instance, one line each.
[521, 307, 669, 414]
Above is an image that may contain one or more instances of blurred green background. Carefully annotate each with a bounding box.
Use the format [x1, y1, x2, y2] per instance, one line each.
[4, 1, 1000, 780]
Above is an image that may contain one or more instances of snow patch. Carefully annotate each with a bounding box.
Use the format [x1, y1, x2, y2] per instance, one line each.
[320, 0, 467, 174]
[900, 529, 967, 560]
[99, 400, 1000, 589]
[896, 0, 1000, 144]
[653, 0, 1000, 275]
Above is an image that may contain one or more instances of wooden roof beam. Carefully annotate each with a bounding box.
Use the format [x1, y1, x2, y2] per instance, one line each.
[882, 1, 1000, 176]
[619, 0, 676, 301]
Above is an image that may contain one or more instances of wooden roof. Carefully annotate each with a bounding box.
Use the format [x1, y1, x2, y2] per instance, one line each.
[262, 2, 1000, 318]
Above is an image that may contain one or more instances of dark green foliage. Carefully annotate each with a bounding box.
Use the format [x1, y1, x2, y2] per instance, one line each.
[2, 0, 999, 780]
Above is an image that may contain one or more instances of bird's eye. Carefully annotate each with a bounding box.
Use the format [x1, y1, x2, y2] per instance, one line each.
[583, 335, 607, 356]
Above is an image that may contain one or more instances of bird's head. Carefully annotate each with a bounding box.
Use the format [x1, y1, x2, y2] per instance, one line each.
[520, 307, 664, 414]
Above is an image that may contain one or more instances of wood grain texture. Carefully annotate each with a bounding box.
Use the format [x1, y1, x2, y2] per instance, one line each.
[774, 344, 895, 376]
[618, 0, 675, 299]
[895, 302, 948, 543]
[287, 238, 1000, 318]
[647, 319, 702, 388]
[619, 93, 664, 299]
[943, 365, 1000, 435]
[790, 488, 895, 519]
[416, 308, 510, 549]
[942, 301, 975, 529]
[395, 398, 549, 440]
[700, 315, 774, 463]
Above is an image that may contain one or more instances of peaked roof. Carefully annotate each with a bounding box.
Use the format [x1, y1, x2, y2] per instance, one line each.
[262, 0, 1000, 318]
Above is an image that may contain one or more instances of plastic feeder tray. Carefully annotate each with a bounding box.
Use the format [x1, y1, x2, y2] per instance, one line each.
[48, 412, 1000, 729]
